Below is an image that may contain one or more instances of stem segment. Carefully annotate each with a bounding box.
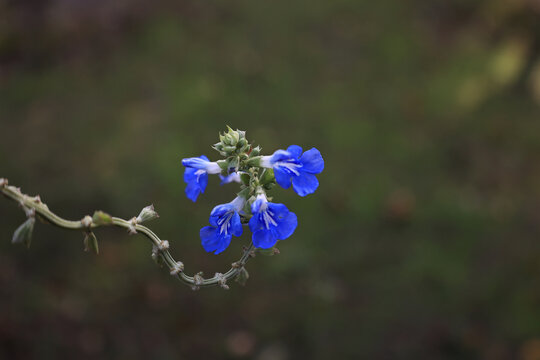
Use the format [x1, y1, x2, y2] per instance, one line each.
[0, 179, 253, 289]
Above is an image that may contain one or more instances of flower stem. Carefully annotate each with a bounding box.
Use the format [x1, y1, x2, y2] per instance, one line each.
[0, 179, 253, 289]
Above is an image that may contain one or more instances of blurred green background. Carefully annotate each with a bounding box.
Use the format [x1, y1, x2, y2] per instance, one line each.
[2, 0, 540, 359]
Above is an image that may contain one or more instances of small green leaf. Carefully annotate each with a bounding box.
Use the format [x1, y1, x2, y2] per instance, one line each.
[240, 173, 251, 186]
[83, 232, 99, 255]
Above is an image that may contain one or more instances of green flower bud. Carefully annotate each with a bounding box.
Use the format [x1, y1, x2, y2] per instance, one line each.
[213, 127, 251, 157]
[92, 211, 113, 225]
[250, 146, 261, 157]
[136, 205, 159, 224]
[222, 145, 237, 153]
[223, 133, 234, 146]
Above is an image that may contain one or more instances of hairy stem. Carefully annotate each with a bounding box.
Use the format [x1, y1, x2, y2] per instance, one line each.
[0, 179, 253, 289]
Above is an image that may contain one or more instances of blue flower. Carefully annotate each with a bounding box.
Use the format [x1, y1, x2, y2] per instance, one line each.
[261, 145, 324, 196]
[248, 194, 297, 249]
[200, 197, 245, 254]
[182, 155, 222, 202]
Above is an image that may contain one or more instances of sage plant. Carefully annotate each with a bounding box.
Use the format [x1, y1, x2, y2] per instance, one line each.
[1, 127, 324, 290]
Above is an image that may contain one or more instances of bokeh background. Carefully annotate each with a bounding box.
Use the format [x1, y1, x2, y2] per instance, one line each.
[2, 0, 540, 359]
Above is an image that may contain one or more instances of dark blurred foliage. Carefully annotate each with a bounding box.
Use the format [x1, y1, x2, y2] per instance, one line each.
[2, 0, 540, 359]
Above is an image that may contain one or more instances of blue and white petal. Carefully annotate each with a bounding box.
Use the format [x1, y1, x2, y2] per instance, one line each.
[249, 194, 297, 249]
[260, 146, 324, 196]
[182, 155, 222, 174]
[220, 172, 242, 185]
[200, 196, 246, 254]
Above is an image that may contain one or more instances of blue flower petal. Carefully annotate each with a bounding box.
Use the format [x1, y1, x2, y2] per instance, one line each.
[300, 148, 324, 174]
[287, 145, 303, 158]
[230, 212, 243, 237]
[268, 203, 289, 219]
[248, 213, 264, 233]
[275, 211, 297, 240]
[252, 229, 277, 249]
[292, 172, 319, 196]
[183, 167, 198, 182]
[185, 181, 202, 202]
[198, 172, 208, 192]
[213, 234, 232, 255]
[200, 226, 219, 252]
[274, 167, 292, 189]
[200, 226, 231, 254]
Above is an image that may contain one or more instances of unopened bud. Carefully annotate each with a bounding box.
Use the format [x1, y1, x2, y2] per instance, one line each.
[235, 267, 249, 286]
[250, 146, 261, 157]
[170, 261, 184, 276]
[227, 126, 240, 143]
[0, 178, 7, 187]
[83, 232, 99, 255]
[222, 145, 236, 153]
[12, 217, 35, 249]
[136, 205, 159, 224]
[223, 133, 234, 146]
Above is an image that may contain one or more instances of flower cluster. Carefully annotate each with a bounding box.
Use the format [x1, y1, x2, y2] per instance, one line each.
[181, 127, 324, 254]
